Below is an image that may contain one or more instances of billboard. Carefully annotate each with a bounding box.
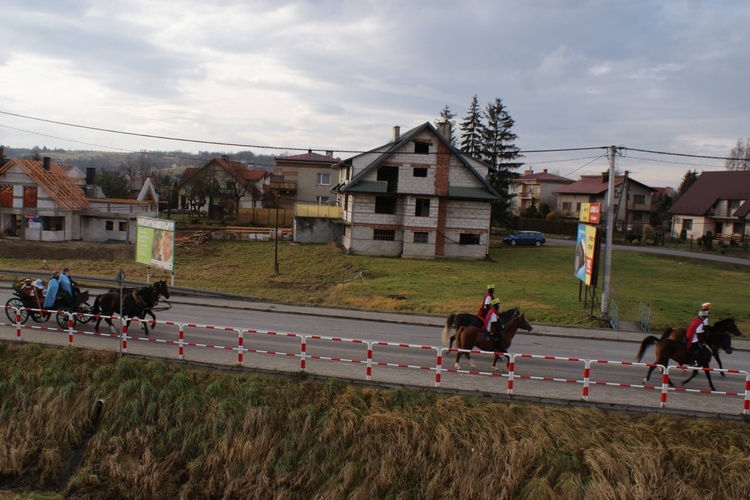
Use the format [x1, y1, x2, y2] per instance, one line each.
[136, 217, 175, 271]
[579, 202, 601, 224]
[574, 224, 600, 287]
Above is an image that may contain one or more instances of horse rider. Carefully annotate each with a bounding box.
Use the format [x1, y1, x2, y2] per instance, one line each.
[685, 302, 711, 365]
[483, 298, 503, 343]
[477, 284, 495, 320]
[57, 268, 77, 308]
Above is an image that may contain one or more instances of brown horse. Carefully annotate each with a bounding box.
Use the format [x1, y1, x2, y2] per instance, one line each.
[657, 317, 741, 377]
[635, 325, 736, 392]
[453, 312, 532, 371]
[441, 306, 519, 348]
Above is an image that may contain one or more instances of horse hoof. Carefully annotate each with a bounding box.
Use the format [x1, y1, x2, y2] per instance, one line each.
[492, 366, 499, 372]
[455, 364, 461, 370]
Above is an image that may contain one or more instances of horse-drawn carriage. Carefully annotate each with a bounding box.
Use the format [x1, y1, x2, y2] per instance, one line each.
[4, 279, 94, 329]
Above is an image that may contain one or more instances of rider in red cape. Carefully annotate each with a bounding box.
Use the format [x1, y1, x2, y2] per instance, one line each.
[685, 302, 711, 365]
[477, 284, 495, 320]
[483, 298, 503, 342]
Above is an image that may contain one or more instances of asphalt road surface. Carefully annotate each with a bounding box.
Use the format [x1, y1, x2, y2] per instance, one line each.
[3, 290, 749, 419]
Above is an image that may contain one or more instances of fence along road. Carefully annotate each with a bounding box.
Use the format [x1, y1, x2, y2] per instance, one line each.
[2, 284, 749, 419]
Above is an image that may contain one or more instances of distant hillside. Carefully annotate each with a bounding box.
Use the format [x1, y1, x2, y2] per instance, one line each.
[1, 146, 277, 173]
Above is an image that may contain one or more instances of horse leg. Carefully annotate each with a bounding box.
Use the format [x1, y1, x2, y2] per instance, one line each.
[148, 310, 156, 330]
[642, 365, 655, 384]
[491, 354, 508, 372]
[681, 369, 698, 387]
[455, 351, 462, 370]
[713, 351, 725, 377]
[705, 369, 716, 392]
[468, 353, 476, 370]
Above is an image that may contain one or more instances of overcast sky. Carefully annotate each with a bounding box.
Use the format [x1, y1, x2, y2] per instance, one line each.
[1, 0, 748, 188]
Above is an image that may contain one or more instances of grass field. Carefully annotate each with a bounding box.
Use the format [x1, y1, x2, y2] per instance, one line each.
[1, 240, 748, 334]
[1, 344, 749, 498]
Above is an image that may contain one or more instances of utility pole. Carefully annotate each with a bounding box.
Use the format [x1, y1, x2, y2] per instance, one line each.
[601, 146, 619, 317]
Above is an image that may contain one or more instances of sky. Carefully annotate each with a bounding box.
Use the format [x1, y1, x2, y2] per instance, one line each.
[1, 0, 749, 189]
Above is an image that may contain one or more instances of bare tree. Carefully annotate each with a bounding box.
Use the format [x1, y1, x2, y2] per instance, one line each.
[726, 138, 750, 171]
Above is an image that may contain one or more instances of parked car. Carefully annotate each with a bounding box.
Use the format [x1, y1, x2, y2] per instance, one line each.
[503, 231, 546, 246]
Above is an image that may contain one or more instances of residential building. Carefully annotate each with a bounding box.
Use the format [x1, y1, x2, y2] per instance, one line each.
[176, 157, 273, 216]
[0, 157, 157, 243]
[668, 170, 750, 241]
[274, 151, 340, 209]
[510, 168, 574, 215]
[553, 172, 653, 231]
[332, 122, 500, 259]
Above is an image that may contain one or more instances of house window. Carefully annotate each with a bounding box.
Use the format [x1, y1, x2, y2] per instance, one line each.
[682, 219, 693, 230]
[633, 194, 646, 204]
[631, 212, 643, 222]
[377, 166, 399, 192]
[414, 232, 428, 244]
[316, 196, 329, 205]
[562, 202, 572, 211]
[459, 233, 481, 245]
[575, 202, 581, 213]
[375, 196, 396, 214]
[43, 216, 64, 231]
[415, 198, 430, 217]
[317, 173, 331, 185]
[225, 181, 234, 189]
[733, 222, 743, 234]
[374, 229, 395, 241]
[413, 167, 428, 177]
[344, 194, 349, 211]
[119, 221, 127, 231]
[0, 185, 12, 207]
[414, 142, 430, 154]
[105, 220, 114, 231]
[23, 186, 38, 208]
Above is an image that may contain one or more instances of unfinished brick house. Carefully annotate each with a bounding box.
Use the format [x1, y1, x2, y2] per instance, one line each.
[332, 122, 501, 259]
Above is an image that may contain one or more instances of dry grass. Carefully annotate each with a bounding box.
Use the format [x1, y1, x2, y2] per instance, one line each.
[1, 344, 749, 499]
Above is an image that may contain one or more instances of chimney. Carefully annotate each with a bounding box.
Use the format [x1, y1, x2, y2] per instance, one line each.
[86, 167, 97, 185]
[436, 121, 452, 142]
[325, 150, 333, 157]
[543, 169, 548, 173]
[43, 157, 51, 171]
[601, 171, 609, 183]
[393, 125, 400, 142]
[524, 168, 533, 176]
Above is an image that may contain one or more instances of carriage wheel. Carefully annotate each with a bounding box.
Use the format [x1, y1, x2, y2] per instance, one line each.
[76, 302, 94, 324]
[5, 298, 30, 324]
[30, 309, 51, 323]
[56, 309, 77, 329]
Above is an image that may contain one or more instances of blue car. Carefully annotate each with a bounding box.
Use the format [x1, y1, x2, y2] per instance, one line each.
[503, 231, 546, 246]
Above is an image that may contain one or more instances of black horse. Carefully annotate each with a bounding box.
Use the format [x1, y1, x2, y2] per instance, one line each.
[441, 306, 519, 348]
[108, 280, 171, 331]
[92, 280, 170, 336]
[635, 324, 736, 392]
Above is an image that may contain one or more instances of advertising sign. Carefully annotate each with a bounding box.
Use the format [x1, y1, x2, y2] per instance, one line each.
[574, 224, 600, 286]
[136, 217, 175, 271]
[579, 202, 601, 224]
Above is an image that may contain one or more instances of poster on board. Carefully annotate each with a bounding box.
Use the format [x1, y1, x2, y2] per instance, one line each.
[136, 217, 175, 271]
[574, 224, 600, 287]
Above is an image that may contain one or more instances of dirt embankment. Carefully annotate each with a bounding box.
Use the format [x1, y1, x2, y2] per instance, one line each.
[0, 239, 134, 261]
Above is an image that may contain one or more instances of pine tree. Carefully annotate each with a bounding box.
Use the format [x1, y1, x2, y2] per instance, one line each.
[435, 105, 456, 145]
[481, 97, 523, 225]
[459, 95, 484, 156]
[678, 169, 699, 195]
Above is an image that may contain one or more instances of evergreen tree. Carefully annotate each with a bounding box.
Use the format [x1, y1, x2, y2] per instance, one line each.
[481, 97, 523, 225]
[459, 95, 484, 156]
[96, 169, 130, 199]
[435, 105, 456, 145]
[678, 169, 699, 195]
[725, 138, 750, 171]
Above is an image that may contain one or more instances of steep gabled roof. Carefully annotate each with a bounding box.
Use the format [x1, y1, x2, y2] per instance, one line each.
[669, 170, 750, 216]
[0, 158, 89, 210]
[520, 169, 573, 183]
[554, 174, 651, 195]
[339, 122, 500, 200]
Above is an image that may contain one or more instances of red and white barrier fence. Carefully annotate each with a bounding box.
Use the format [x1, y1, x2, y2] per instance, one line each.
[4, 304, 749, 415]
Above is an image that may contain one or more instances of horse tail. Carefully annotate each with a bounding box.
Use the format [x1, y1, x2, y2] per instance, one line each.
[441, 313, 456, 345]
[635, 335, 660, 362]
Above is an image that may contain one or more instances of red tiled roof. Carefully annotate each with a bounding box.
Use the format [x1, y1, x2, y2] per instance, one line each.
[554, 174, 651, 195]
[0, 159, 89, 210]
[520, 169, 573, 183]
[669, 170, 750, 216]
